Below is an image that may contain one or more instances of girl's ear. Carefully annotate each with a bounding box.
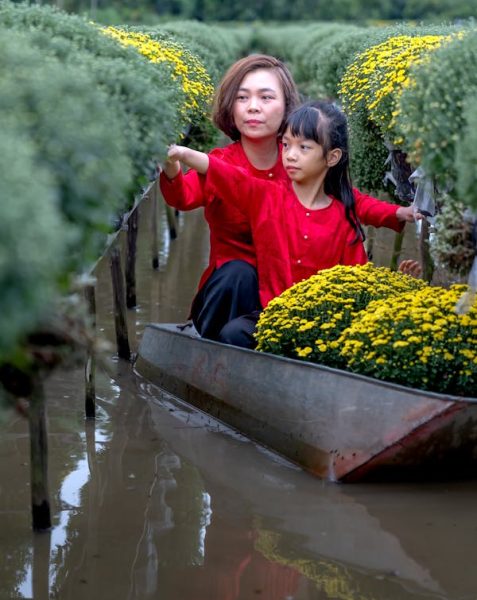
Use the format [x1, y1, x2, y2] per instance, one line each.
[326, 148, 342, 167]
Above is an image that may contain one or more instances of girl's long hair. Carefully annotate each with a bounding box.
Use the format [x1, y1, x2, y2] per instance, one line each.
[285, 100, 365, 243]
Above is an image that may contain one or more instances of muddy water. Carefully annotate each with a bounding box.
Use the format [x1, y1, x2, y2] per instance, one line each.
[1, 197, 477, 600]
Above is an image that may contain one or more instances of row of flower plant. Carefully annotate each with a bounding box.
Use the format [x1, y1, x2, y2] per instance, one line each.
[0, 0, 247, 405]
[256, 21, 477, 279]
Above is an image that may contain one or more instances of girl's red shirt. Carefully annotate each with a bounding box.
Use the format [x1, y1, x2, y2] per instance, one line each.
[159, 141, 402, 295]
[205, 155, 369, 308]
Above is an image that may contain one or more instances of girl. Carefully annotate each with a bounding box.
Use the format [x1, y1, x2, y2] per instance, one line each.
[166, 100, 409, 348]
[161, 56, 417, 342]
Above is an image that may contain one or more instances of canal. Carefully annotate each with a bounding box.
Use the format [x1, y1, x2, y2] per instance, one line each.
[1, 196, 476, 600]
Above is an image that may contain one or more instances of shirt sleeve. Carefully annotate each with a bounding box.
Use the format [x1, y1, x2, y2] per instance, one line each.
[354, 188, 404, 232]
[159, 167, 208, 211]
[204, 155, 270, 220]
[341, 232, 369, 267]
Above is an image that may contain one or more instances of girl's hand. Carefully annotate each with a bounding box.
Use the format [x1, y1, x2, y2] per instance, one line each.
[398, 259, 422, 278]
[396, 205, 423, 222]
[167, 144, 188, 162]
[163, 144, 209, 175]
[160, 144, 185, 180]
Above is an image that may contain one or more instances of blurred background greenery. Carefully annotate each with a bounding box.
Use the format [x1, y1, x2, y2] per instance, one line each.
[12, 0, 477, 25]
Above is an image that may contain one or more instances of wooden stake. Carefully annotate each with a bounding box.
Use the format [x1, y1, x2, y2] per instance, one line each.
[151, 181, 160, 270]
[32, 529, 51, 597]
[419, 219, 435, 282]
[84, 283, 96, 419]
[165, 204, 178, 240]
[110, 247, 131, 360]
[365, 225, 375, 262]
[29, 378, 52, 531]
[390, 229, 405, 271]
[126, 208, 138, 309]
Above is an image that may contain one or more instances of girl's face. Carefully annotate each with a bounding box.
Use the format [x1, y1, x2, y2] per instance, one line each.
[281, 128, 329, 183]
[232, 69, 286, 141]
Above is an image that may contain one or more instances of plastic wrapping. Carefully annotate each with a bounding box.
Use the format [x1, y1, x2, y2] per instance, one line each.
[408, 167, 437, 225]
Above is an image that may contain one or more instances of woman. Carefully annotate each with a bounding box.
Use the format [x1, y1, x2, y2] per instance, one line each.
[161, 55, 416, 341]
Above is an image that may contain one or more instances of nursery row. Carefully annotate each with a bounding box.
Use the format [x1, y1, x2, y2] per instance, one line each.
[0, 0, 247, 397]
[254, 21, 477, 278]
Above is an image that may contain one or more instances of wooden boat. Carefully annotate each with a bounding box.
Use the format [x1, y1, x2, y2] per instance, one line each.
[135, 323, 477, 482]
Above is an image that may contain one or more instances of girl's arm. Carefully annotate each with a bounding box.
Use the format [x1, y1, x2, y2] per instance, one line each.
[341, 230, 369, 267]
[166, 145, 268, 220]
[167, 144, 209, 174]
[159, 146, 211, 211]
[354, 189, 421, 231]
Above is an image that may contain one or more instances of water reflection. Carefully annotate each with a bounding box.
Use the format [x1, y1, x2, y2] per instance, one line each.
[1, 197, 476, 600]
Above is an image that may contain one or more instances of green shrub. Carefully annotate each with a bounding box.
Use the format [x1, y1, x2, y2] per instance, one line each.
[396, 29, 477, 193]
[0, 1, 184, 186]
[0, 122, 68, 363]
[338, 25, 459, 195]
[0, 28, 132, 269]
[456, 95, 477, 211]
[429, 201, 476, 277]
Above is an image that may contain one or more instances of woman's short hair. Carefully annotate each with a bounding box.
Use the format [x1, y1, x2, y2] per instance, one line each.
[212, 54, 300, 141]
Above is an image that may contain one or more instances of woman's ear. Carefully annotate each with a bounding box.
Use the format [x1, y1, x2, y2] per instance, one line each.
[326, 148, 342, 167]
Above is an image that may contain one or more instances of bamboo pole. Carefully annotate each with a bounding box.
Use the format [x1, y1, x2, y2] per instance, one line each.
[126, 208, 138, 309]
[110, 247, 131, 361]
[29, 377, 51, 531]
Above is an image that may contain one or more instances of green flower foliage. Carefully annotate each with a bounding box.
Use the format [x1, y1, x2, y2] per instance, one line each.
[430, 201, 476, 276]
[340, 285, 477, 396]
[348, 112, 390, 192]
[101, 26, 213, 122]
[286, 23, 354, 97]
[456, 95, 477, 211]
[396, 29, 477, 194]
[0, 122, 68, 363]
[0, 1, 183, 186]
[0, 28, 132, 270]
[312, 28, 375, 99]
[144, 21, 244, 82]
[296, 24, 364, 99]
[337, 24, 458, 195]
[255, 264, 426, 368]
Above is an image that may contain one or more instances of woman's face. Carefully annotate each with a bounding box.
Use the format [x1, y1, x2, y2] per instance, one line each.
[232, 69, 286, 141]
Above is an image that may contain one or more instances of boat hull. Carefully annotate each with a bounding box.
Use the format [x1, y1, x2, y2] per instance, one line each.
[135, 324, 477, 482]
